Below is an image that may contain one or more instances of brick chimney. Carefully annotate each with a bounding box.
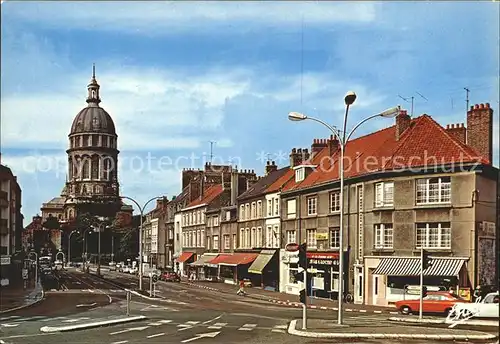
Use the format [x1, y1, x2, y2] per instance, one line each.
[265, 160, 278, 175]
[289, 148, 311, 168]
[467, 103, 493, 163]
[311, 138, 328, 157]
[222, 170, 232, 190]
[396, 110, 411, 140]
[327, 134, 340, 156]
[230, 168, 239, 206]
[445, 123, 466, 144]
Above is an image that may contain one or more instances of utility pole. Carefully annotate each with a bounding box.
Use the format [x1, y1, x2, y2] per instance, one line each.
[209, 141, 216, 163]
[464, 87, 470, 112]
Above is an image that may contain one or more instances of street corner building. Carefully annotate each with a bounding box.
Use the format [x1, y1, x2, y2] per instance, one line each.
[0, 163, 24, 287]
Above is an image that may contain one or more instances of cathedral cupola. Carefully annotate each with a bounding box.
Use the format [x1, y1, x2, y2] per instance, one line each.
[86, 63, 101, 106]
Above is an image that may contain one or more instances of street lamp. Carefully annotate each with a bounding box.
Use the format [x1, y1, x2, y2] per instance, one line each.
[82, 228, 93, 272]
[121, 195, 163, 291]
[288, 91, 400, 325]
[68, 230, 79, 265]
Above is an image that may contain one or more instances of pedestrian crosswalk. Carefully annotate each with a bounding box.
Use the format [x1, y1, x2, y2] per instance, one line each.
[0, 315, 94, 327]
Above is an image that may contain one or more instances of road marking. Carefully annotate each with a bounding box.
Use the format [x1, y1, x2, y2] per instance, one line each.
[273, 325, 288, 329]
[41, 316, 67, 322]
[61, 317, 90, 323]
[109, 326, 149, 335]
[0, 316, 20, 321]
[146, 333, 165, 338]
[238, 324, 257, 331]
[207, 322, 227, 329]
[186, 321, 200, 325]
[180, 331, 220, 343]
[1, 324, 19, 328]
[148, 320, 173, 326]
[75, 282, 81, 285]
[202, 314, 222, 324]
[76, 302, 97, 308]
[111, 341, 128, 344]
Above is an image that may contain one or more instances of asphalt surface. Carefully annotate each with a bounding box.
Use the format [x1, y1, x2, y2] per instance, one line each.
[0, 269, 497, 344]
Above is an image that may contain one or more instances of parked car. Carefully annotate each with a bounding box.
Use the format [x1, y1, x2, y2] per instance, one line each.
[129, 266, 138, 275]
[161, 271, 180, 282]
[395, 291, 468, 315]
[452, 292, 499, 318]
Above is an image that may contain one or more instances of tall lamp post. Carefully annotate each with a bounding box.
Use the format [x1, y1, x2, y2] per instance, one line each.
[67, 230, 79, 265]
[82, 228, 93, 272]
[121, 195, 163, 291]
[288, 91, 400, 325]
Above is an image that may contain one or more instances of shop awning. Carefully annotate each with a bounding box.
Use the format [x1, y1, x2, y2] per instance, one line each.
[190, 253, 218, 268]
[176, 252, 195, 263]
[372, 257, 468, 276]
[209, 253, 259, 267]
[248, 250, 276, 274]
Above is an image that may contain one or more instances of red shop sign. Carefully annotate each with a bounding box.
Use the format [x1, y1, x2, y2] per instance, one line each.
[306, 252, 339, 260]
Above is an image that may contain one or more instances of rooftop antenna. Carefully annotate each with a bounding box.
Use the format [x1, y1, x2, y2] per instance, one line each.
[464, 87, 470, 112]
[209, 141, 216, 163]
[300, 14, 304, 106]
[398, 92, 427, 117]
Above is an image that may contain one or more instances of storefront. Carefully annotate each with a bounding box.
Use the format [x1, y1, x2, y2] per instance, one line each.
[209, 253, 258, 285]
[190, 253, 218, 281]
[175, 252, 195, 277]
[248, 249, 279, 290]
[366, 256, 469, 306]
[307, 252, 340, 300]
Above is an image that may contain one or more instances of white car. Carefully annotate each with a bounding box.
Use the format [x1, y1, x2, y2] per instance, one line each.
[452, 292, 499, 318]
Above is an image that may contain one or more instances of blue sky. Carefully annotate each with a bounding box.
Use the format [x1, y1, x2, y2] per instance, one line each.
[1, 1, 499, 220]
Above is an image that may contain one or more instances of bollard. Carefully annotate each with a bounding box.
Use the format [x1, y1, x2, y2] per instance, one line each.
[126, 290, 130, 316]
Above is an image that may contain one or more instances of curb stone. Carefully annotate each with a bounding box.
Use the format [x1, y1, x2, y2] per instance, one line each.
[389, 316, 500, 328]
[287, 319, 498, 340]
[184, 282, 398, 314]
[0, 284, 45, 314]
[39, 315, 147, 333]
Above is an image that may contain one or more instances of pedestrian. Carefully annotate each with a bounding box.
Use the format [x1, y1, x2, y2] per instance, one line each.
[236, 279, 246, 295]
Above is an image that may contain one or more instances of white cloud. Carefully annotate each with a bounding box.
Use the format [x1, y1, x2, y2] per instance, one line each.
[3, 2, 378, 35]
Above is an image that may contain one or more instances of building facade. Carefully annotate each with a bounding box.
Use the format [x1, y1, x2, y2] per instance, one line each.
[0, 164, 23, 287]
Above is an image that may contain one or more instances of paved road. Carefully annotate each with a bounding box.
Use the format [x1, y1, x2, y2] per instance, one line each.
[1, 269, 496, 344]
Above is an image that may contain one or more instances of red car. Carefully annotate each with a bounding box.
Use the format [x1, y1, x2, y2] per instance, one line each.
[395, 291, 468, 315]
[161, 271, 180, 282]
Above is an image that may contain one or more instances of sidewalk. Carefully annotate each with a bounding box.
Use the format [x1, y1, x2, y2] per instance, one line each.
[185, 280, 397, 314]
[288, 318, 498, 341]
[0, 280, 44, 313]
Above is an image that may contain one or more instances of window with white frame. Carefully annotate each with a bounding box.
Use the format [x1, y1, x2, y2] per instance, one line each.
[201, 210, 205, 223]
[245, 228, 250, 248]
[251, 227, 256, 248]
[252, 202, 256, 219]
[374, 224, 393, 249]
[213, 235, 219, 250]
[256, 227, 262, 247]
[286, 230, 296, 244]
[329, 228, 340, 249]
[182, 233, 186, 247]
[214, 216, 219, 227]
[240, 228, 245, 248]
[307, 229, 317, 248]
[240, 205, 245, 220]
[207, 216, 212, 227]
[416, 222, 451, 249]
[233, 234, 237, 249]
[197, 230, 201, 247]
[268, 200, 272, 216]
[226, 211, 231, 221]
[224, 235, 230, 249]
[295, 167, 305, 182]
[416, 177, 451, 204]
[307, 196, 317, 215]
[201, 229, 205, 247]
[273, 225, 280, 248]
[330, 191, 340, 212]
[287, 199, 296, 219]
[266, 226, 273, 248]
[274, 197, 279, 215]
[375, 182, 394, 207]
[257, 201, 262, 218]
[207, 235, 211, 250]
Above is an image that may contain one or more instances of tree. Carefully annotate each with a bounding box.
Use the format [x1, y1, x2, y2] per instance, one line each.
[42, 215, 60, 230]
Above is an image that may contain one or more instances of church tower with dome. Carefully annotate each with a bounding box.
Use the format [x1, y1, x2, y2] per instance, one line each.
[40, 65, 132, 227]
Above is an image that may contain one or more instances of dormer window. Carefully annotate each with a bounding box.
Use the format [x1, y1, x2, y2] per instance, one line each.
[295, 168, 305, 182]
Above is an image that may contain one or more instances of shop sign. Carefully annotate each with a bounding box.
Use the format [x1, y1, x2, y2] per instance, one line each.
[315, 233, 328, 240]
[309, 258, 339, 266]
[307, 252, 339, 260]
[0, 256, 10, 265]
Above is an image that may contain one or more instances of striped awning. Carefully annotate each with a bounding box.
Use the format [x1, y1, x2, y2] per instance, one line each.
[372, 257, 468, 276]
[190, 254, 218, 268]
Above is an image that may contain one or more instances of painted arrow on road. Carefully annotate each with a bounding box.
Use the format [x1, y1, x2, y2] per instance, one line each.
[181, 331, 220, 343]
[109, 326, 149, 335]
[0, 323, 19, 328]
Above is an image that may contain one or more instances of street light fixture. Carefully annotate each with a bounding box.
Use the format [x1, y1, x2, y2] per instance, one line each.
[121, 195, 164, 291]
[67, 230, 79, 265]
[92, 219, 111, 277]
[82, 228, 93, 272]
[288, 91, 400, 325]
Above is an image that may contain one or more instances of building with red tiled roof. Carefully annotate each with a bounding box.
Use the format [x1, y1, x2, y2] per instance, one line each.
[278, 103, 498, 306]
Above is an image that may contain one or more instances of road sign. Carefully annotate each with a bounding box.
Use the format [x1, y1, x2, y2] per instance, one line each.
[285, 243, 299, 252]
[22, 269, 28, 280]
[152, 274, 158, 283]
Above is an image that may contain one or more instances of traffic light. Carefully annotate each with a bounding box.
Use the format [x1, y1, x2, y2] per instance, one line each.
[298, 243, 307, 269]
[422, 249, 432, 270]
[422, 286, 428, 298]
[152, 274, 158, 283]
[299, 288, 306, 304]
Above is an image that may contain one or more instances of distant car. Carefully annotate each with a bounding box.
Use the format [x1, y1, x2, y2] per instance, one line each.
[129, 266, 138, 275]
[121, 266, 130, 273]
[452, 292, 499, 318]
[395, 291, 469, 315]
[161, 271, 180, 282]
[109, 262, 117, 271]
